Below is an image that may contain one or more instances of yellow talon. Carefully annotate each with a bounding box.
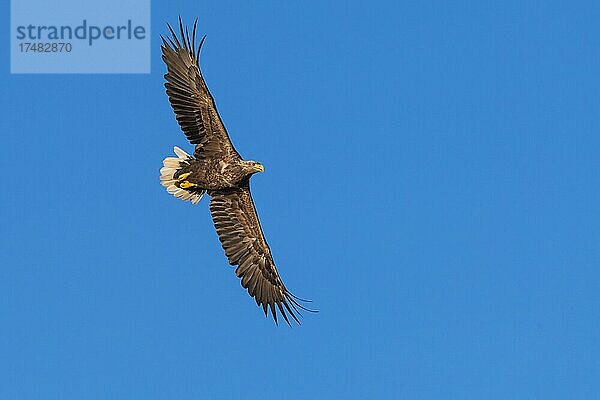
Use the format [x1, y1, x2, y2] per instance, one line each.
[177, 172, 191, 181]
[179, 181, 196, 189]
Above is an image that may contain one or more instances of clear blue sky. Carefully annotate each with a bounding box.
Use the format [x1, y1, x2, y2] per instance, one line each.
[2, 1, 599, 398]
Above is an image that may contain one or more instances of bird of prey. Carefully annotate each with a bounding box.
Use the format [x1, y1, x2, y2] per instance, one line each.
[159, 18, 313, 325]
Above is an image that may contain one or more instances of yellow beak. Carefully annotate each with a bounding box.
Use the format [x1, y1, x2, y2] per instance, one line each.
[255, 164, 265, 172]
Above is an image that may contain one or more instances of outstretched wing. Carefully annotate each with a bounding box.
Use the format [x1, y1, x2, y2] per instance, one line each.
[161, 18, 240, 161]
[209, 182, 311, 325]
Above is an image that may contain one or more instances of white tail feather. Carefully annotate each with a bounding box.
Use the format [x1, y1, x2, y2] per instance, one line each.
[160, 147, 205, 205]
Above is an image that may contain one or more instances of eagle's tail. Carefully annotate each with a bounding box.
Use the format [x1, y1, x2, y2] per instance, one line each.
[160, 146, 205, 205]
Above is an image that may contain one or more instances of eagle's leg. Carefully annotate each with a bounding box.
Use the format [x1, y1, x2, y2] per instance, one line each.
[177, 172, 191, 181]
[174, 172, 196, 189]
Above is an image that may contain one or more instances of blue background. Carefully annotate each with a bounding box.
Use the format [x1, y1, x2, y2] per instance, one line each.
[2, 1, 599, 398]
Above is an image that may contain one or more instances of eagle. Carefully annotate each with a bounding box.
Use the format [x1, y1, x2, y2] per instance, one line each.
[159, 18, 313, 325]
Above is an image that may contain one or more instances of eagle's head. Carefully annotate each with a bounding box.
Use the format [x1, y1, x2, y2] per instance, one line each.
[244, 160, 265, 175]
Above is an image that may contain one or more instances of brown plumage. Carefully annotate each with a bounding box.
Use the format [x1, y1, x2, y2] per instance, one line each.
[159, 17, 314, 325]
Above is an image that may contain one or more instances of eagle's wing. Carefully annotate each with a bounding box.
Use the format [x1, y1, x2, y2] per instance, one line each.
[161, 18, 240, 161]
[209, 182, 312, 324]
